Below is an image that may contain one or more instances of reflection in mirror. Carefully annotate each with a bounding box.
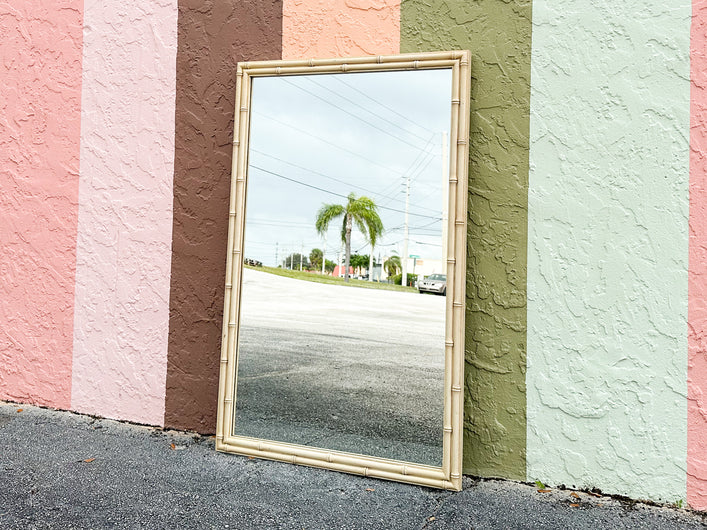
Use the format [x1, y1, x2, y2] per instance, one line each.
[217, 51, 470, 490]
[235, 69, 452, 466]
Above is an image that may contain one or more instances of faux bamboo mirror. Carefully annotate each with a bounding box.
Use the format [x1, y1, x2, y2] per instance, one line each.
[216, 51, 470, 490]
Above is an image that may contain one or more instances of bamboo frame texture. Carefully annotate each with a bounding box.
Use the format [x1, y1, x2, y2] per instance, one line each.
[216, 51, 471, 491]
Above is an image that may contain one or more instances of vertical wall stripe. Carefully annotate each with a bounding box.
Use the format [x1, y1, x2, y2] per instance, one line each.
[282, 0, 399, 59]
[689, 0, 707, 512]
[71, 1, 177, 425]
[164, 0, 283, 432]
[402, 1, 532, 480]
[0, 2, 83, 409]
[527, 2, 690, 502]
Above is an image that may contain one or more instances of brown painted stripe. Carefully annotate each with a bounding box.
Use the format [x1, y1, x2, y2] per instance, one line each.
[165, 0, 283, 433]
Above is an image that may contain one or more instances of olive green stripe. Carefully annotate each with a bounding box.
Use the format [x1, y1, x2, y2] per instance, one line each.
[401, 0, 531, 480]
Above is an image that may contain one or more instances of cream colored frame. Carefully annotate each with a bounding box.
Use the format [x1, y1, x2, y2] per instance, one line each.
[216, 51, 471, 491]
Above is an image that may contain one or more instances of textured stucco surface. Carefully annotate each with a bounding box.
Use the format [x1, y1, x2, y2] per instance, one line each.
[689, 0, 707, 511]
[71, 0, 177, 426]
[282, 0, 399, 59]
[165, 0, 283, 432]
[0, 2, 83, 409]
[402, 1, 532, 480]
[3, 0, 705, 510]
[527, 1, 690, 502]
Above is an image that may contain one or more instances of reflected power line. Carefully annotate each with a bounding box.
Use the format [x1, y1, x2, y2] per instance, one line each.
[249, 165, 442, 221]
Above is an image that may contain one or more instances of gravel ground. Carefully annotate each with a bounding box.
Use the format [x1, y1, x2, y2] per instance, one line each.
[1, 402, 705, 529]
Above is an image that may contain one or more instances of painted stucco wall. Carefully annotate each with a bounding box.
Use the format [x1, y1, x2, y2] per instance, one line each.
[282, 0, 399, 59]
[0, 1, 83, 409]
[70, 0, 177, 425]
[689, 0, 707, 510]
[401, 0, 532, 480]
[527, 1, 691, 502]
[3, 0, 707, 511]
[165, 0, 283, 432]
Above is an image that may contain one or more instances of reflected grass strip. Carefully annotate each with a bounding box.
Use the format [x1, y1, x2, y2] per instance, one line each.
[246, 265, 418, 293]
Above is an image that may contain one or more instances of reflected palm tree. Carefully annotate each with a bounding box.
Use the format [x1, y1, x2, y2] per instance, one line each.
[315, 193, 383, 283]
[383, 253, 401, 279]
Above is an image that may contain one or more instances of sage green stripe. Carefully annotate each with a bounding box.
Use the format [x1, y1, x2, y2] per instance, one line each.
[401, 1, 532, 480]
[526, 1, 689, 502]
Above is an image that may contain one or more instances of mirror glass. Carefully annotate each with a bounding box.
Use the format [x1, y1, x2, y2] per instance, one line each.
[234, 68, 453, 467]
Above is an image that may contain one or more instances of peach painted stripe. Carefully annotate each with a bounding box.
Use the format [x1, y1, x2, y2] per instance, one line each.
[282, 0, 399, 59]
[0, 2, 83, 409]
[71, 1, 177, 426]
[689, 0, 707, 512]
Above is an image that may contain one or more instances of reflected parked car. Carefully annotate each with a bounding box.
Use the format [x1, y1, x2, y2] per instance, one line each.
[418, 273, 446, 295]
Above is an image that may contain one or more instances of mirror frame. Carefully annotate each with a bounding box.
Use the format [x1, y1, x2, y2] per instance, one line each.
[215, 50, 471, 490]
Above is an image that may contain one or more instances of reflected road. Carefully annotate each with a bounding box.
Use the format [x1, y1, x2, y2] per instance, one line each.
[234, 268, 446, 466]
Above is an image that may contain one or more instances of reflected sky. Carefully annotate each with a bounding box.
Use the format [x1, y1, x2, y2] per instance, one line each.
[244, 68, 453, 267]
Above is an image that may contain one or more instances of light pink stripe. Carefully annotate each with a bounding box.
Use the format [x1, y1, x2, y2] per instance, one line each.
[282, 0, 400, 59]
[0, 2, 83, 408]
[689, 0, 707, 512]
[71, 1, 177, 425]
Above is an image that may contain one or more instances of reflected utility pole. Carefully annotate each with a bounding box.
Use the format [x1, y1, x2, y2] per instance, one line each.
[441, 131, 449, 269]
[402, 173, 410, 287]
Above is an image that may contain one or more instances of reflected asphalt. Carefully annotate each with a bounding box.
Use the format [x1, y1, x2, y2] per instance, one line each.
[235, 268, 446, 466]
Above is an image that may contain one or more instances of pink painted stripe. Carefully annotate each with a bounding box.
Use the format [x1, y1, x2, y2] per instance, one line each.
[0, 2, 83, 409]
[71, 1, 177, 426]
[689, 0, 707, 512]
[282, 0, 400, 59]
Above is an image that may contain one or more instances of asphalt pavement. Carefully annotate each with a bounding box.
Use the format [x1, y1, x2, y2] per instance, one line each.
[1, 402, 706, 529]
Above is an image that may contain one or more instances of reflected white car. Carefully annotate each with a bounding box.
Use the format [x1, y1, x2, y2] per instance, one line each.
[418, 273, 446, 295]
